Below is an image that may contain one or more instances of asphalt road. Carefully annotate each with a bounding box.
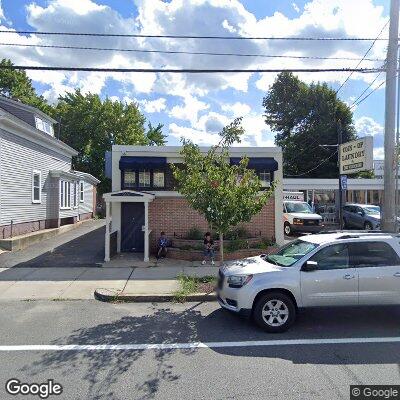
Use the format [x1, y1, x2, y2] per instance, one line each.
[0, 300, 400, 400]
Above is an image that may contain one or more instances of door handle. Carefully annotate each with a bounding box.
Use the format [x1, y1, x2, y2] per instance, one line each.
[394, 272, 400, 277]
[343, 274, 355, 280]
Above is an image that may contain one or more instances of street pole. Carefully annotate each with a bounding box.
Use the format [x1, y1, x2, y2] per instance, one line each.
[338, 120, 343, 230]
[396, 45, 400, 231]
[382, 0, 400, 232]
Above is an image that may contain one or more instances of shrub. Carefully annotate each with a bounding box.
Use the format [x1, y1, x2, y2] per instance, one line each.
[225, 226, 250, 240]
[225, 239, 249, 253]
[185, 226, 204, 240]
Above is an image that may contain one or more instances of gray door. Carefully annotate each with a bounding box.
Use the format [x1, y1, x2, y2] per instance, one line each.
[351, 242, 400, 305]
[121, 203, 145, 252]
[301, 243, 358, 306]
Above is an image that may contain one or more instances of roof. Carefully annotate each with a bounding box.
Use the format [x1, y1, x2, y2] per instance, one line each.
[0, 96, 57, 123]
[50, 170, 100, 185]
[300, 231, 397, 245]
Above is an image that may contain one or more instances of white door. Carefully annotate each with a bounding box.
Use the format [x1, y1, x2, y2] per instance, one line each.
[350, 242, 400, 305]
[301, 243, 358, 306]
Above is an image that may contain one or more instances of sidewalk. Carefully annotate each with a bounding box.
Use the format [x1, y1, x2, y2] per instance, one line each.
[0, 264, 219, 301]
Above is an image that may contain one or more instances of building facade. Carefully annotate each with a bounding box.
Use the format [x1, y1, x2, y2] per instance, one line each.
[0, 96, 99, 239]
[104, 145, 284, 261]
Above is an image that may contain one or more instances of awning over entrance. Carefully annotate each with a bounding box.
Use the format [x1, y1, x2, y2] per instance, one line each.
[230, 157, 278, 171]
[119, 156, 167, 170]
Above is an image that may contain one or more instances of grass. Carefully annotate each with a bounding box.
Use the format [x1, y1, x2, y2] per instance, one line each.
[173, 274, 217, 303]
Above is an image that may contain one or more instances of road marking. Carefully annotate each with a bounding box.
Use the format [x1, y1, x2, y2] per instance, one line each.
[1, 337, 400, 351]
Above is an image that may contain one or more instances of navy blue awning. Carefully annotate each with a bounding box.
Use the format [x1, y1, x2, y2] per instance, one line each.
[119, 156, 167, 170]
[230, 157, 278, 171]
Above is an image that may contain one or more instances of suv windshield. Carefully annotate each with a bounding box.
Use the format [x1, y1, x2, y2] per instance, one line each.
[265, 239, 319, 267]
[285, 202, 312, 214]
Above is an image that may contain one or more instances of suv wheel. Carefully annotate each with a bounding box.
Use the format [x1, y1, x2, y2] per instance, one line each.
[284, 222, 292, 236]
[253, 292, 296, 333]
[364, 221, 373, 231]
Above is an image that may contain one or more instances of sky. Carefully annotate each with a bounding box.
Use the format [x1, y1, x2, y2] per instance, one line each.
[0, 0, 391, 159]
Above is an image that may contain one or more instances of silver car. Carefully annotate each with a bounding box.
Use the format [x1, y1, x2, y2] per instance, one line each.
[217, 232, 400, 332]
[342, 204, 381, 230]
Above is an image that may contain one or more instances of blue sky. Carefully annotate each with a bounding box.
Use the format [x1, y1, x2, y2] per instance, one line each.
[0, 0, 390, 158]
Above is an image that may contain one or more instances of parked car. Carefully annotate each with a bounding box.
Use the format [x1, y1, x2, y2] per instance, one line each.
[342, 203, 381, 230]
[283, 201, 323, 236]
[217, 231, 400, 332]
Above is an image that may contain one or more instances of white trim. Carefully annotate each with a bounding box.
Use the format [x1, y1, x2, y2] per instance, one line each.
[103, 190, 155, 202]
[283, 178, 391, 191]
[60, 180, 72, 209]
[31, 169, 42, 204]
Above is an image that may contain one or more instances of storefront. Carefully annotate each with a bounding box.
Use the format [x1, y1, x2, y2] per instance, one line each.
[283, 178, 397, 224]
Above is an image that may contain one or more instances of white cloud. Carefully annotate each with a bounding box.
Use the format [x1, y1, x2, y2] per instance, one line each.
[168, 123, 221, 145]
[169, 95, 209, 124]
[373, 147, 384, 160]
[221, 102, 251, 117]
[137, 98, 167, 113]
[292, 3, 300, 13]
[355, 116, 384, 137]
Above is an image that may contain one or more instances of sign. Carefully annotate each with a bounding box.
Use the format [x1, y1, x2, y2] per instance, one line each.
[340, 175, 348, 190]
[373, 160, 400, 178]
[339, 137, 373, 175]
[283, 191, 304, 201]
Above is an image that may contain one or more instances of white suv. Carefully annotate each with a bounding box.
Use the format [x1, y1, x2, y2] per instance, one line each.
[217, 232, 400, 332]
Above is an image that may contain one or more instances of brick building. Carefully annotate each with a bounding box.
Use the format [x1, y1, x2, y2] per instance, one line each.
[103, 145, 283, 262]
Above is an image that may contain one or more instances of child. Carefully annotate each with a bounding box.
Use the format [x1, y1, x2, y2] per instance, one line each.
[202, 232, 215, 265]
[157, 231, 169, 259]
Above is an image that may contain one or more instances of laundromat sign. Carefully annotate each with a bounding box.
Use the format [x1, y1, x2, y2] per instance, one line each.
[339, 136, 373, 175]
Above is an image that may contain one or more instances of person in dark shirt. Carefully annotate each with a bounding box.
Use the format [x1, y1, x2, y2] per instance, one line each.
[157, 231, 169, 259]
[202, 232, 215, 265]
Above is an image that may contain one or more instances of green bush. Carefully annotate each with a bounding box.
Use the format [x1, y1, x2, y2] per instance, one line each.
[225, 239, 249, 253]
[185, 226, 204, 240]
[225, 226, 250, 240]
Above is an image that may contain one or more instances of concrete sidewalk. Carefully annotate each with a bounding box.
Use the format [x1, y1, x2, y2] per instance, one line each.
[0, 265, 218, 301]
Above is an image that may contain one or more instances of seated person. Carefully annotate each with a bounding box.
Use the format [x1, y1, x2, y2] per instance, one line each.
[157, 231, 169, 259]
[202, 232, 215, 265]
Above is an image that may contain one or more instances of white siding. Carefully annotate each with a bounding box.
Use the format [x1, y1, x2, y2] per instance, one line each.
[79, 181, 94, 215]
[0, 128, 72, 225]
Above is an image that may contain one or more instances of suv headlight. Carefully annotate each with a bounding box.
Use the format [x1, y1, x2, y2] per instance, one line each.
[293, 218, 303, 225]
[227, 275, 253, 288]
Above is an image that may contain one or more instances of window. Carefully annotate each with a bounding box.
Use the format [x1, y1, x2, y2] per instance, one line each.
[80, 181, 84, 202]
[124, 171, 136, 188]
[153, 171, 165, 188]
[265, 239, 319, 267]
[309, 244, 350, 270]
[32, 170, 41, 203]
[73, 183, 78, 208]
[259, 171, 271, 187]
[139, 170, 150, 187]
[60, 181, 71, 209]
[35, 116, 54, 136]
[349, 242, 400, 268]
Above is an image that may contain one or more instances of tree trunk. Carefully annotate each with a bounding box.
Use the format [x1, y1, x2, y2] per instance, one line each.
[219, 232, 224, 262]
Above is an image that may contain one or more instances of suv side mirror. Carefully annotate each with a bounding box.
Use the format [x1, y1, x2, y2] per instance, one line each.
[302, 260, 318, 272]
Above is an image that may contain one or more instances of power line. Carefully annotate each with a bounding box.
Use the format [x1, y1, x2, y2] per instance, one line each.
[349, 70, 384, 108]
[336, 20, 389, 94]
[0, 42, 385, 62]
[285, 150, 338, 177]
[0, 65, 383, 73]
[0, 29, 390, 41]
[352, 80, 385, 107]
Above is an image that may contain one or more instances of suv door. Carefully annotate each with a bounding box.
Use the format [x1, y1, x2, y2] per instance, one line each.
[350, 241, 400, 305]
[301, 243, 358, 306]
[352, 206, 365, 229]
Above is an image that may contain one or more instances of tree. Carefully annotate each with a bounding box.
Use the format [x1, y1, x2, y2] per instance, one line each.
[0, 58, 52, 115]
[262, 72, 357, 178]
[56, 90, 165, 194]
[171, 118, 275, 261]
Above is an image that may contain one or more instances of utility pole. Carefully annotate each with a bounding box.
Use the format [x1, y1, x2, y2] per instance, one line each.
[337, 120, 344, 230]
[382, 0, 400, 232]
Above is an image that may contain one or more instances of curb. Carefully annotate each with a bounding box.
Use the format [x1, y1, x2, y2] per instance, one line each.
[94, 288, 216, 303]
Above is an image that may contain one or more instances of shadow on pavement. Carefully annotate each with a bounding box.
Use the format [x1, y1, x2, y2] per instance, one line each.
[5, 226, 105, 268]
[20, 303, 400, 399]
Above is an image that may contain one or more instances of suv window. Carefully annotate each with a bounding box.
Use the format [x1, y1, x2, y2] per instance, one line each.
[349, 242, 400, 267]
[309, 244, 350, 270]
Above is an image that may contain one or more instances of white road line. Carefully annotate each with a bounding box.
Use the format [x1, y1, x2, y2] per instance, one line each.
[1, 337, 400, 351]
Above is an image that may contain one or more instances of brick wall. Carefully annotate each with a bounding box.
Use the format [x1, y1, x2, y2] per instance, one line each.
[148, 197, 275, 252]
